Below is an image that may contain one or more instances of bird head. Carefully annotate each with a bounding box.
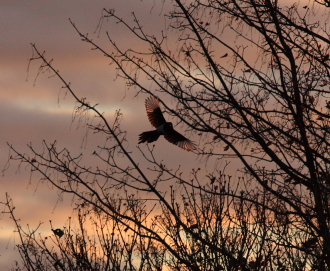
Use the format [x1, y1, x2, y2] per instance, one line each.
[163, 122, 173, 133]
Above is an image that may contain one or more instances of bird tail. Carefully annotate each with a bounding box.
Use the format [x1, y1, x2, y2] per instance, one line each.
[138, 130, 160, 144]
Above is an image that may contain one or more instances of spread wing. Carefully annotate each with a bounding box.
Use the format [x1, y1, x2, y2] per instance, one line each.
[164, 130, 197, 151]
[145, 96, 167, 128]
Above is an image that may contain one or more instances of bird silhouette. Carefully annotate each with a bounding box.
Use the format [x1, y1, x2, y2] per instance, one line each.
[52, 228, 64, 238]
[138, 96, 196, 151]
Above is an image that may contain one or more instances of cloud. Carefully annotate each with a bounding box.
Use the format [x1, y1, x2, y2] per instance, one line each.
[0, 1, 202, 268]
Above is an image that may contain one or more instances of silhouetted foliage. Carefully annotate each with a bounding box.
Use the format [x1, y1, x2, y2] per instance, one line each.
[3, 0, 330, 270]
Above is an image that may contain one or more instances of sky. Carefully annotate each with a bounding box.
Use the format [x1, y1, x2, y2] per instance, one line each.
[0, 0, 320, 269]
[0, 1, 205, 269]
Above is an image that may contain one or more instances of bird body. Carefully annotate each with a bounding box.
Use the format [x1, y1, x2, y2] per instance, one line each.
[156, 122, 173, 134]
[138, 96, 196, 151]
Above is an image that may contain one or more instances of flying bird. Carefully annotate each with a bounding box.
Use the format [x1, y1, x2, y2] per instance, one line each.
[138, 96, 196, 151]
